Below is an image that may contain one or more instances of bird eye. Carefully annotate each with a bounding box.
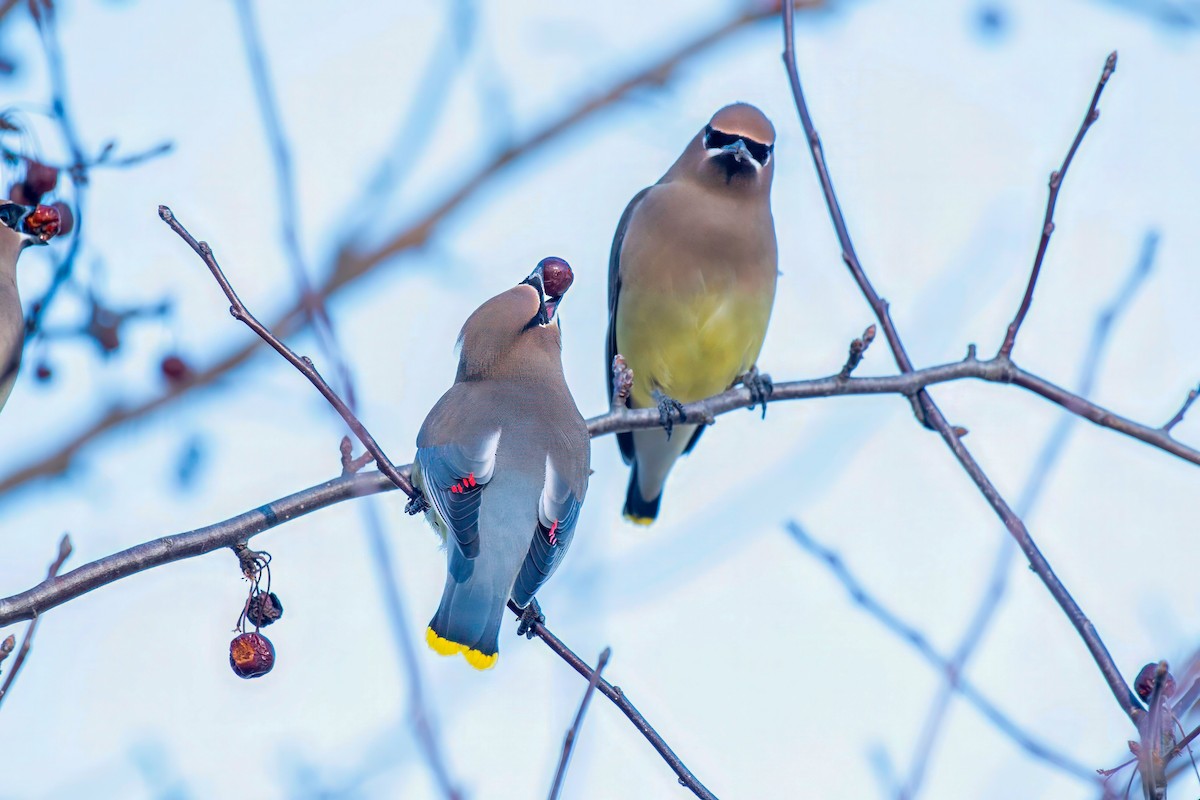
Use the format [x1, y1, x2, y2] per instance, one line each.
[704, 125, 773, 165]
[746, 140, 773, 164]
[703, 125, 739, 150]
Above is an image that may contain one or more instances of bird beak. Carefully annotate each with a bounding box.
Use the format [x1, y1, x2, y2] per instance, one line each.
[521, 264, 554, 326]
[0, 202, 50, 246]
[722, 139, 754, 165]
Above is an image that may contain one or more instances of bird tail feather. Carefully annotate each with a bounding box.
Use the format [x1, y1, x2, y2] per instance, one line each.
[426, 579, 502, 671]
[622, 462, 661, 526]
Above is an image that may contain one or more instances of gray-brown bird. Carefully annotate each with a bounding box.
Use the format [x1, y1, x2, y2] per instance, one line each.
[0, 202, 50, 413]
[415, 257, 590, 670]
[607, 102, 778, 525]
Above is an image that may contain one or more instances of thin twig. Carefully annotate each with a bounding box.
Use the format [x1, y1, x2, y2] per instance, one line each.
[784, 522, 1099, 784]
[837, 324, 876, 379]
[782, 4, 1143, 725]
[999, 52, 1118, 359]
[1162, 386, 1199, 434]
[157, 206, 422, 506]
[900, 230, 1157, 799]
[0, 2, 790, 497]
[508, 600, 717, 800]
[0, 533, 71, 709]
[548, 647, 612, 800]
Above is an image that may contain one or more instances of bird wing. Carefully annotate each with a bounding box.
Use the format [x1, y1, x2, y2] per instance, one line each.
[511, 453, 585, 607]
[607, 186, 652, 465]
[414, 428, 501, 564]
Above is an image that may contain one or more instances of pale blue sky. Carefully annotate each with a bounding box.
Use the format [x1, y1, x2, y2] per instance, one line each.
[0, 1, 1198, 798]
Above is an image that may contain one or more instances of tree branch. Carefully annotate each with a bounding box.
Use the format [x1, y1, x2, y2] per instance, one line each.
[0, 533, 71, 709]
[157, 206, 421, 506]
[510, 602, 717, 800]
[785, 522, 1099, 784]
[900, 230, 1157, 799]
[548, 646, 611, 800]
[998, 52, 1118, 359]
[782, 5, 1144, 724]
[7, 334, 1200, 627]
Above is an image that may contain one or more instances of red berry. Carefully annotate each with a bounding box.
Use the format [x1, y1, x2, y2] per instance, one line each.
[50, 202, 73, 236]
[160, 354, 191, 383]
[23, 161, 58, 197]
[229, 632, 275, 679]
[23, 204, 61, 242]
[34, 362, 51, 382]
[539, 256, 573, 298]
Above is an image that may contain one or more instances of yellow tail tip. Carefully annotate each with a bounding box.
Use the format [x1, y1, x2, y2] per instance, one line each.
[623, 512, 655, 526]
[425, 626, 498, 671]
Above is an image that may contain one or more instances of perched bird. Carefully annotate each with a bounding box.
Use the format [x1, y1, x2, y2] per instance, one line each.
[0, 202, 50, 413]
[607, 102, 778, 525]
[415, 257, 590, 670]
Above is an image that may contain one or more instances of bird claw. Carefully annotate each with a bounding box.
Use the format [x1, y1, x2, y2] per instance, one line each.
[405, 491, 431, 515]
[516, 598, 545, 639]
[741, 368, 773, 419]
[652, 390, 687, 438]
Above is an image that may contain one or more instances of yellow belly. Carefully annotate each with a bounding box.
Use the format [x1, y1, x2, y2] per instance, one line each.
[616, 289, 771, 407]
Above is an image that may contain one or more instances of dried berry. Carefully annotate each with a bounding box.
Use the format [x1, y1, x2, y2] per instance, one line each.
[229, 631, 275, 679]
[23, 204, 61, 242]
[23, 161, 58, 197]
[539, 256, 573, 298]
[50, 202, 73, 236]
[246, 591, 283, 628]
[1135, 662, 1176, 701]
[160, 354, 191, 383]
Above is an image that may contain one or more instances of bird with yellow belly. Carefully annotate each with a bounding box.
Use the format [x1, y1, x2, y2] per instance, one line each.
[607, 102, 779, 525]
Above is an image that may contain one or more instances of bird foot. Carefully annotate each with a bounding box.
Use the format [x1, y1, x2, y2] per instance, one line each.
[740, 368, 773, 419]
[516, 598, 545, 639]
[652, 390, 687, 439]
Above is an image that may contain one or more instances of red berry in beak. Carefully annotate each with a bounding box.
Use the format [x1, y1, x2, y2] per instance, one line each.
[229, 631, 275, 678]
[24, 204, 62, 242]
[539, 256, 573, 298]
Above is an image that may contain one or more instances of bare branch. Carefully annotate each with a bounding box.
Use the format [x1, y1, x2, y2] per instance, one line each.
[999, 52, 1118, 359]
[784, 522, 1099, 784]
[837, 324, 876, 379]
[548, 647, 612, 800]
[1163, 386, 1199, 434]
[0, 533, 71, 709]
[0, 2, 788, 498]
[782, 6, 1143, 724]
[902, 229, 1156, 798]
[157, 206, 422, 506]
[0, 471, 395, 627]
[510, 601, 717, 800]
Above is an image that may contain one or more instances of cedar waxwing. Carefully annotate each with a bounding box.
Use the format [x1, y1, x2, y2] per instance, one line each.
[0, 202, 49, 413]
[607, 102, 778, 525]
[415, 257, 590, 670]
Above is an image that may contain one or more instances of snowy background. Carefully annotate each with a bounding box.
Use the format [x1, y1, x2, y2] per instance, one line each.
[1, 0, 1198, 798]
